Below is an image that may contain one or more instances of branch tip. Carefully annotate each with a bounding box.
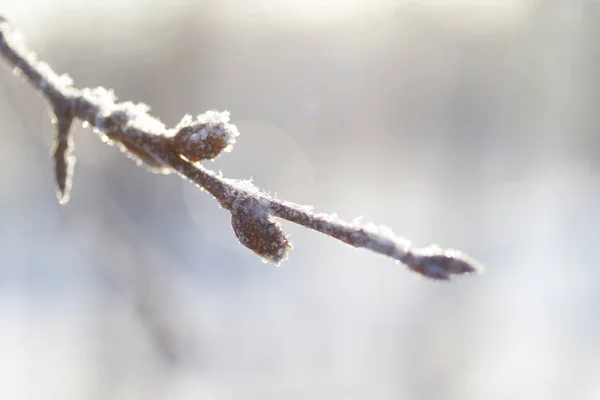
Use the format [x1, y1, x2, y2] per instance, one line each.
[405, 246, 483, 281]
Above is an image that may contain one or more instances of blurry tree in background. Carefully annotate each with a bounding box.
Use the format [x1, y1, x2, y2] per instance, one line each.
[1, 1, 600, 399]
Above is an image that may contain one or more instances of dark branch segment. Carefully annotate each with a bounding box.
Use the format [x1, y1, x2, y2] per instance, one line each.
[52, 105, 75, 204]
[0, 16, 483, 280]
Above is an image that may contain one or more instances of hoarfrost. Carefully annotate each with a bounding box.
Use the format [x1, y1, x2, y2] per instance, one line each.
[81, 87, 166, 134]
[36, 62, 73, 90]
[174, 110, 240, 143]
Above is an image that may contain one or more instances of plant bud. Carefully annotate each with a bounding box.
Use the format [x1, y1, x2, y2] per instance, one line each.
[405, 245, 482, 280]
[171, 110, 239, 162]
[230, 197, 291, 264]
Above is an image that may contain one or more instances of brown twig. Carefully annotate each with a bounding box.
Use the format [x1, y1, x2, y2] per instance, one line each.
[0, 17, 483, 280]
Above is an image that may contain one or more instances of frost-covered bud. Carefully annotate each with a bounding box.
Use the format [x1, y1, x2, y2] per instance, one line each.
[404, 245, 482, 280]
[230, 196, 291, 264]
[171, 110, 239, 162]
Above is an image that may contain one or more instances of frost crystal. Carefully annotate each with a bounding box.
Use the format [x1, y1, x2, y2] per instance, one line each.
[171, 110, 240, 162]
[81, 87, 166, 134]
[37, 62, 73, 91]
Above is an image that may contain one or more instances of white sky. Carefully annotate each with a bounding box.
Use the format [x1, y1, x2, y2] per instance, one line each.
[3, 0, 532, 33]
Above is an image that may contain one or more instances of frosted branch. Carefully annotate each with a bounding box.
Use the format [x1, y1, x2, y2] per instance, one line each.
[0, 17, 483, 280]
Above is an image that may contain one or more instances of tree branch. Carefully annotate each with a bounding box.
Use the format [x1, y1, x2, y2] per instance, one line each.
[0, 16, 483, 280]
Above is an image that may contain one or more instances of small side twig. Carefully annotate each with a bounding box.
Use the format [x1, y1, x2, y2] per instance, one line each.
[52, 103, 75, 204]
[0, 17, 483, 280]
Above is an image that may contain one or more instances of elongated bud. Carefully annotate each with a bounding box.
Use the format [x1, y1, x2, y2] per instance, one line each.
[230, 197, 291, 264]
[52, 107, 75, 205]
[403, 245, 482, 280]
[171, 110, 239, 162]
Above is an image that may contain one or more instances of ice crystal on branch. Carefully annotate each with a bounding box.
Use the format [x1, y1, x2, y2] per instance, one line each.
[0, 16, 483, 281]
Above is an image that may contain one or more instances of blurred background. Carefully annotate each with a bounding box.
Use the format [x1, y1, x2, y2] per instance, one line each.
[1, 0, 599, 398]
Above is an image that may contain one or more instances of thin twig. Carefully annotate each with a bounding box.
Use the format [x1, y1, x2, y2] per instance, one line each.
[0, 17, 483, 280]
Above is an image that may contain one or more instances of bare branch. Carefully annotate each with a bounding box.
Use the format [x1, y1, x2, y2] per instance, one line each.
[0, 17, 483, 280]
[51, 103, 75, 204]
